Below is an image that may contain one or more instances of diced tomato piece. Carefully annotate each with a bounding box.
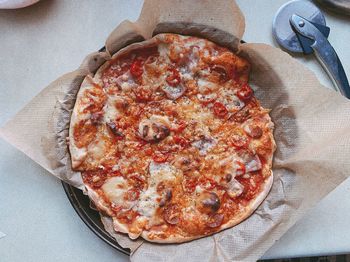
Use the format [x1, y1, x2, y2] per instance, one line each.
[213, 101, 228, 118]
[130, 59, 143, 77]
[166, 68, 181, 86]
[173, 135, 188, 147]
[144, 147, 153, 156]
[229, 133, 248, 148]
[152, 151, 169, 163]
[236, 84, 253, 101]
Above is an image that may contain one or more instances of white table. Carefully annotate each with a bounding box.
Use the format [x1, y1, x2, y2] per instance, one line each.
[1, 1, 350, 261]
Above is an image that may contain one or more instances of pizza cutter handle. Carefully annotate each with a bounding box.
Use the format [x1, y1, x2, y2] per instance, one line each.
[312, 35, 350, 98]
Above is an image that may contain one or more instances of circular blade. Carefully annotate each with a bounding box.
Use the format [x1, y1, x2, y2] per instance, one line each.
[272, 0, 326, 53]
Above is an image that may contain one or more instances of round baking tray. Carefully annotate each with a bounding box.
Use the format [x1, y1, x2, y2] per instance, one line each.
[62, 181, 131, 255]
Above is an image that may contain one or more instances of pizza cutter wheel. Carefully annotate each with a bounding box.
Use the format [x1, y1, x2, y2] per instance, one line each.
[273, 0, 350, 98]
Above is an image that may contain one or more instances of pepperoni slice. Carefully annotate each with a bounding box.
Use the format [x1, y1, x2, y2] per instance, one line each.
[231, 107, 250, 123]
[163, 204, 180, 225]
[206, 213, 224, 228]
[213, 102, 228, 118]
[210, 64, 229, 83]
[82, 170, 108, 189]
[246, 125, 263, 139]
[236, 84, 253, 101]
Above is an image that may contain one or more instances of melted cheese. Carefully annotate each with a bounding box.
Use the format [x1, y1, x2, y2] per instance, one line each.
[88, 136, 107, 159]
[149, 162, 181, 184]
[103, 97, 120, 123]
[197, 78, 220, 93]
[134, 162, 181, 218]
[158, 43, 171, 63]
[70, 145, 87, 167]
[135, 187, 159, 217]
[102, 177, 127, 206]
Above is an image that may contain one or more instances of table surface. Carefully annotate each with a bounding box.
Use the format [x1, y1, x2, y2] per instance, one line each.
[1, 1, 350, 261]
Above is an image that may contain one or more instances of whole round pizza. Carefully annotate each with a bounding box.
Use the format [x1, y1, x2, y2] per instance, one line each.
[68, 33, 276, 243]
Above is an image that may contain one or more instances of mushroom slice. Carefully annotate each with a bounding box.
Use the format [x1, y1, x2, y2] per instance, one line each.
[159, 188, 172, 207]
[237, 151, 262, 173]
[138, 116, 170, 142]
[245, 155, 262, 172]
[162, 83, 186, 100]
[196, 191, 220, 214]
[226, 178, 244, 198]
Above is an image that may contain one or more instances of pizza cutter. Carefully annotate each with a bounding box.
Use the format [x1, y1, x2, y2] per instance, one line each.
[272, 0, 350, 98]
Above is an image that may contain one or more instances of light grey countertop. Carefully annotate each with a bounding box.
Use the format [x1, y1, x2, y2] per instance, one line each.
[1, 1, 350, 261]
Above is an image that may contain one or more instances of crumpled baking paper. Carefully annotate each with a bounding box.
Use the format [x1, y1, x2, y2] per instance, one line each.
[1, 0, 350, 261]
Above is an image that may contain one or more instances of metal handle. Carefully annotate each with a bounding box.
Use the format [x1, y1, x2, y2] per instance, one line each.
[311, 33, 350, 98]
[290, 14, 350, 98]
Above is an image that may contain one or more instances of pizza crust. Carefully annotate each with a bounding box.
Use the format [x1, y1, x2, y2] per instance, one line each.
[69, 75, 93, 169]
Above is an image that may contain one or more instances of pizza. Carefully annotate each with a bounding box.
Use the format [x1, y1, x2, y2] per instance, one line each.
[68, 33, 276, 243]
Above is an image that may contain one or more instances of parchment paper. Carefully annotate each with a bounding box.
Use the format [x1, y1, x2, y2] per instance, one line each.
[1, 0, 350, 261]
